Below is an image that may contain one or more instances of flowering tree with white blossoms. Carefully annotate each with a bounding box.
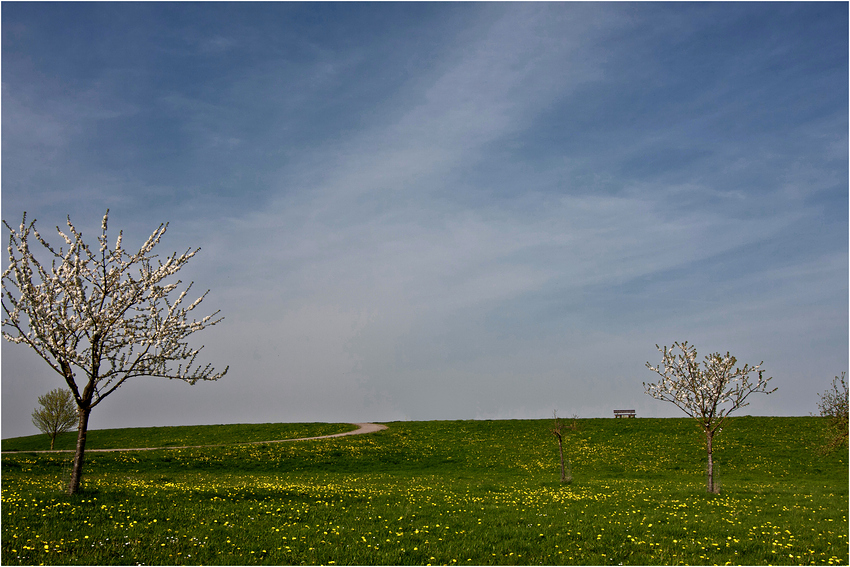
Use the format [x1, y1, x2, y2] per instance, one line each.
[2, 211, 227, 494]
[644, 341, 775, 493]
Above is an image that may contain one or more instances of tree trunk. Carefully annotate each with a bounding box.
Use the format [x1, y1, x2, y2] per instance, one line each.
[705, 429, 717, 494]
[50, 435, 55, 450]
[68, 406, 91, 495]
[557, 436, 567, 482]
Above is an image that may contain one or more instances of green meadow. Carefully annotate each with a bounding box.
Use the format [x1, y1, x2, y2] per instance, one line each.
[1, 417, 847, 565]
[1, 422, 356, 453]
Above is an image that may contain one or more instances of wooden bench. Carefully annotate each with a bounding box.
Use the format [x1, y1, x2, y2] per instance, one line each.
[613, 409, 635, 418]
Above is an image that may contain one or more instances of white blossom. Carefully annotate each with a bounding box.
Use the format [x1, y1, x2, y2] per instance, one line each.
[2, 210, 227, 493]
[644, 341, 775, 493]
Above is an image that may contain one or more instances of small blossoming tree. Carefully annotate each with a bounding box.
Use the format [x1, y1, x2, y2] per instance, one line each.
[817, 372, 848, 452]
[644, 341, 775, 493]
[2, 211, 228, 494]
[32, 387, 78, 450]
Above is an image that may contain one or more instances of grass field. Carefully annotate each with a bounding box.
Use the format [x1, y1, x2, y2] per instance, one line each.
[1, 422, 357, 452]
[1, 417, 847, 565]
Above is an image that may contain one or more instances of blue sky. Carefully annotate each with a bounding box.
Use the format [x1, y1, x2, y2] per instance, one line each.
[2, 3, 847, 438]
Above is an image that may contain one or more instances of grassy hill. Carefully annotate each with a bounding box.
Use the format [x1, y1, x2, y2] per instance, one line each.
[2, 417, 847, 565]
[1, 422, 355, 452]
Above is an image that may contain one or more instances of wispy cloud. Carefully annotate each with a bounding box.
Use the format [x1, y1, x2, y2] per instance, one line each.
[2, 3, 846, 436]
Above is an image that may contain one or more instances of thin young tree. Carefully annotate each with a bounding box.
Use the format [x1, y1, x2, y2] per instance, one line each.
[32, 387, 78, 450]
[817, 372, 848, 452]
[644, 341, 775, 494]
[2, 211, 228, 494]
[550, 411, 577, 483]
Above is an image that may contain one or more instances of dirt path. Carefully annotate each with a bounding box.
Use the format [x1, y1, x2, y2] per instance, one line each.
[8, 423, 388, 454]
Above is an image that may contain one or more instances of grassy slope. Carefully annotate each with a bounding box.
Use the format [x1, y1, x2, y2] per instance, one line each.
[1, 422, 356, 451]
[2, 417, 847, 565]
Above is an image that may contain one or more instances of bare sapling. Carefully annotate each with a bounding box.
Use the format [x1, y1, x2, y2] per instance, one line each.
[551, 411, 578, 483]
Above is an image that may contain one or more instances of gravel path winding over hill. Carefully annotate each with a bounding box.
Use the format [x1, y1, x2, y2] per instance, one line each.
[12, 423, 388, 454]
